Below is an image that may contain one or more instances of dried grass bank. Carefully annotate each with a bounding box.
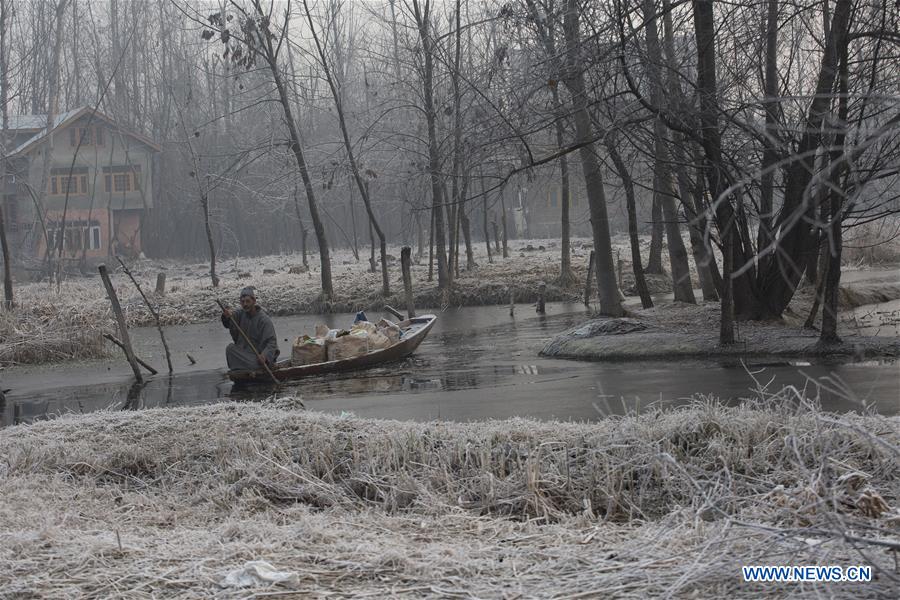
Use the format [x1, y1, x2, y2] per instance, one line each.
[1, 394, 897, 597]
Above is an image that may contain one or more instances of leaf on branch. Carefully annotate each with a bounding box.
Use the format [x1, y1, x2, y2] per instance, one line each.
[201, 29, 215, 41]
[221, 29, 231, 44]
[194, 131, 200, 137]
[365, 169, 378, 179]
[208, 13, 222, 26]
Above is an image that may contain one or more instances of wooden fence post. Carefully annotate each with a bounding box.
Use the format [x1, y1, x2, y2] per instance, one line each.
[537, 282, 546, 313]
[401, 246, 416, 318]
[99, 264, 143, 383]
[155, 273, 166, 296]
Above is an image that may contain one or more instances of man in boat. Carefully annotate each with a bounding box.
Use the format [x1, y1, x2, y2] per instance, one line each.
[221, 287, 280, 371]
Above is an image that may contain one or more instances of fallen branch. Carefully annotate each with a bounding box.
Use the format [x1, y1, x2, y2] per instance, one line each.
[103, 333, 158, 375]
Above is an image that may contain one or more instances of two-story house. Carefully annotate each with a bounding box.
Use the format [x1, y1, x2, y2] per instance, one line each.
[2, 106, 160, 267]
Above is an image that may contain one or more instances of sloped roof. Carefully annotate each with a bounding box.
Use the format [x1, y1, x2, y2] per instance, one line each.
[5, 106, 161, 156]
[6, 110, 82, 131]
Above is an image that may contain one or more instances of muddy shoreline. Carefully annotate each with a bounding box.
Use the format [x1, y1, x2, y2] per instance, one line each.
[2, 241, 898, 367]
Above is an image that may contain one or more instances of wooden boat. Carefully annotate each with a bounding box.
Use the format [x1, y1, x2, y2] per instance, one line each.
[227, 314, 437, 383]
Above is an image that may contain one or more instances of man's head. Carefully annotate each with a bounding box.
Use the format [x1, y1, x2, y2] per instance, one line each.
[240, 287, 257, 312]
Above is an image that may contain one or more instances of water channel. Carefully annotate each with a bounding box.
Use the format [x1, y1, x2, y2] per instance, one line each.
[2, 301, 898, 427]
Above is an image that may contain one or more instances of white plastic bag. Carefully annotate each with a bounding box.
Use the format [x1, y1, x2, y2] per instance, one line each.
[221, 560, 298, 588]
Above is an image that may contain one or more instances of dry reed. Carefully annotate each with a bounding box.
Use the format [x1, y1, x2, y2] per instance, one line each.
[1, 388, 897, 598]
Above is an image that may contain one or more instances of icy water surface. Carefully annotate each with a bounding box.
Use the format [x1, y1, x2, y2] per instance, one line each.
[2, 302, 898, 427]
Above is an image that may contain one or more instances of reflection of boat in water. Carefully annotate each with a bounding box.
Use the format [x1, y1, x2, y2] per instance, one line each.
[227, 315, 437, 383]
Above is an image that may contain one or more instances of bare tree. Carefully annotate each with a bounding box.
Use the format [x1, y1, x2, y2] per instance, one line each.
[562, 0, 622, 316]
[0, 0, 12, 308]
[301, 0, 389, 296]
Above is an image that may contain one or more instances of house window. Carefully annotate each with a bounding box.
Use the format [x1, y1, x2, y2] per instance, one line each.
[90, 225, 101, 249]
[47, 220, 102, 252]
[69, 126, 104, 147]
[48, 171, 89, 195]
[103, 165, 141, 193]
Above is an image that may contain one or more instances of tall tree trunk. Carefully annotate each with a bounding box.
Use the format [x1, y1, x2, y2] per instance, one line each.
[757, 0, 852, 317]
[368, 218, 376, 273]
[642, 0, 695, 303]
[672, 149, 719, 300]
[606, 134, 653, 309]
[292, 184, 309, 268]
[758, 0, 779, 257]
[253, 1, 333, 299]
[523, 0, 574, 285]
[646, 197, 664, 274]
[692, 0, 761, 333]
[200, 191, 219, 287]
[0, 0, 12, 308]
[821, 43, 849, 344]
[693, 0, 738, 341]
[661, 0, 719, 301]
[563, 0, 623, 316]
[412, 0, 449, 288]
[479, 171, 492, 263]
[428, 199, 434, 281]
[445, 0, 465, 284]
[303, 0, 388, 295]
[416, 210, 424, 261]
[499, 186, 509, 258]
[459, 171, 476, 270]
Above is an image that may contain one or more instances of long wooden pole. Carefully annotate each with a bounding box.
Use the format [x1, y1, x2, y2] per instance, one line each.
[99, 264, 143, 383]
[215, 298, 279, 384]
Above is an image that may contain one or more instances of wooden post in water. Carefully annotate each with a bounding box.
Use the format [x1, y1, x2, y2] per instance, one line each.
[155, 273, 166, 296]
[401, 246, 416, 318]
[584, 251, 595, 306]
[99, 264, 143, 383]
[509, 287, 515, 316]
[537, 282, 546, 314]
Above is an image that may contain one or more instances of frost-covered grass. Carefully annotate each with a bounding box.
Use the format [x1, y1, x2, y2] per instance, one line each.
[1, 392, 897, 597]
